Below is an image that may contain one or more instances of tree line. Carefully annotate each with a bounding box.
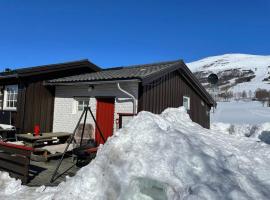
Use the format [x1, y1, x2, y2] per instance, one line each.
[217, 88, 270, 107]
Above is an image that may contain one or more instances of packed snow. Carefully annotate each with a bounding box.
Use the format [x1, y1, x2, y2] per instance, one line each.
[187, 53, 270, 92]
[1, 107, 270, 199]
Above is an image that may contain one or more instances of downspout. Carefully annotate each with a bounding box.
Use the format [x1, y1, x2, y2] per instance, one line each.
[116, 83, 136, 114]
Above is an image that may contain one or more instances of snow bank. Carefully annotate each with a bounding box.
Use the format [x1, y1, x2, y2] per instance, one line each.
[211, 122, 270, 143]
[1, 107, 270, 199]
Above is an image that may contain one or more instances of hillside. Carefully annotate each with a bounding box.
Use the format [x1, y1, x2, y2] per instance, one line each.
[187, 54, 270, 95]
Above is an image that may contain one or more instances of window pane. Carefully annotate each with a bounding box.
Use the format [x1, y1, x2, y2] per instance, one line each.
[77, 98, 90, 111]
[183, 96, 190, 110]
[4, 85, 18, 109]
[7, 101, 10, 108]
[78, 105, 83, 111]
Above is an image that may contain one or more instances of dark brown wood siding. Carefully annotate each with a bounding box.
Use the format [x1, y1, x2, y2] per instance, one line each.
[16, 81, 55, 134]
[138, 70, 211, 128]
[0, 61, 100, 134]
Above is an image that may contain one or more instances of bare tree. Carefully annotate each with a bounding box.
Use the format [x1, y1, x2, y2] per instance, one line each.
[242, 90, 247, 99]
[255, 89, 270, 107]
[248, 90, 253, 99]
[218, 90, 233, 101]
[235, 92, 242, 102]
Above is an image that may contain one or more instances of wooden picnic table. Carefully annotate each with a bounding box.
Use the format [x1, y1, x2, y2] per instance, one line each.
[16, 132, 72, 147]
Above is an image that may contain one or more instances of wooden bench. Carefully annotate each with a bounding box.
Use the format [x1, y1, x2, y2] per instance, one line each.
[0, 141, 33, 184]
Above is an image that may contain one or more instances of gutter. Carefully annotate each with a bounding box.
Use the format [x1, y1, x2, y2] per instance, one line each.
[116, 83, 137, 115]
[44, 79, 141, 86]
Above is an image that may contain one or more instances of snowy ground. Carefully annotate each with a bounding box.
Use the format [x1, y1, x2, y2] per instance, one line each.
[0, 107, 270, 199]
[211, 101, 270, 144]
[211, 100, 270, 124]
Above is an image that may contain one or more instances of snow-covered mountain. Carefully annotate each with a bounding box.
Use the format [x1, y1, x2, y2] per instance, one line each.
[187, 54, 270, 94]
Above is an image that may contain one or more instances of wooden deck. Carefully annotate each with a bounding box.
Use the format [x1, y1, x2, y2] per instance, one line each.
[27, 155, 80, 187]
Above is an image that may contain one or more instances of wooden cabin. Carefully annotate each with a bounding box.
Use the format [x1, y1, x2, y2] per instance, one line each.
[0, 60, 100, 134]
[46, 60, 215, 143]
[0, 59, 215, 140]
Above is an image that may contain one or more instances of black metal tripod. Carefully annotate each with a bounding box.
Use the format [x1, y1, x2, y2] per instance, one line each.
[50, 106, 105, 183]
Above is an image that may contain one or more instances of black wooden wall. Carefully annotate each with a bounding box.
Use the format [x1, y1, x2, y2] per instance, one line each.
[138, 70, 211, 128]
[16, 81, 55, 134]
[0, 62, 100, 134]
[15, 66, 99, 134]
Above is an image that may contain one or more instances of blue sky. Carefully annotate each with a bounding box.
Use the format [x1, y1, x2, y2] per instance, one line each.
[0, 0, 269, 70]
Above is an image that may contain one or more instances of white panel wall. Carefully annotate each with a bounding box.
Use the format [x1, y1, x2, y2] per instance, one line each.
[53, 82, 138, 134]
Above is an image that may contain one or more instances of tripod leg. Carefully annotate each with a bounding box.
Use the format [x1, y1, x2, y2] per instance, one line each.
[88, 107, 106, 144]
[50, 108, 86, 183]
[80, 106, 88, 146]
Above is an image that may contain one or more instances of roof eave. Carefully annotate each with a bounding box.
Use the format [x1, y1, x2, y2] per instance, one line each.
[17, 60, 101, 77]
[44, 78, 142, 86]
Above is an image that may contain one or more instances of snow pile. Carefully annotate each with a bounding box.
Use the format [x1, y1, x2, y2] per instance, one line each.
[1, 107, 270, 199]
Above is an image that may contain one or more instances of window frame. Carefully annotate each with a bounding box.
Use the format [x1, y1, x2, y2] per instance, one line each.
[183, 95, 190, 111]
[3, 85, 18, 111]
[76, 97, 90, 112]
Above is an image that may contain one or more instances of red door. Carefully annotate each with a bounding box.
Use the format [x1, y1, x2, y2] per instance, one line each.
[95, 98, 115, 145]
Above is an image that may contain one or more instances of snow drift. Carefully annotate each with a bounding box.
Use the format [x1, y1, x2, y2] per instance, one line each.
[0, 107, 270, 199]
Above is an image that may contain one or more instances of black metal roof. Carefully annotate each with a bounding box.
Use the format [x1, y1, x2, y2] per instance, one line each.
[47, 60, 182, 83]
[47, 59, 216, 106]
[0, 59, 101, 82]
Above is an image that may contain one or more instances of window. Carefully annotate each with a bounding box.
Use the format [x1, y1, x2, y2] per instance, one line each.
[77, 98, 90, 111]
[4, 85, 18, 110]
[183, 96, 190, 111]
[201, 100, 205, 106]
[0, 86, 3, 109]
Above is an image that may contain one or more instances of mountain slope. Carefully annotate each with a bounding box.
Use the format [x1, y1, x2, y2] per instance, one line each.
[187, 54, 270, 93]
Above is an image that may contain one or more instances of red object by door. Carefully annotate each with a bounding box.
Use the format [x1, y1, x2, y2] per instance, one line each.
[34, 125, 40, 137]
[95, 98, 115, 145]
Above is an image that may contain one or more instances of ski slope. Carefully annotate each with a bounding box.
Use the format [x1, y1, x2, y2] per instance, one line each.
[187, 54, 270, 92]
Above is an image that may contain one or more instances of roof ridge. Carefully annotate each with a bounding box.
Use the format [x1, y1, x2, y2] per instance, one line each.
[47, 59, 184, 83]
[108, 59, 182, 70]
[0, 59, 91, 74]
[16, 59, 90, 72]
